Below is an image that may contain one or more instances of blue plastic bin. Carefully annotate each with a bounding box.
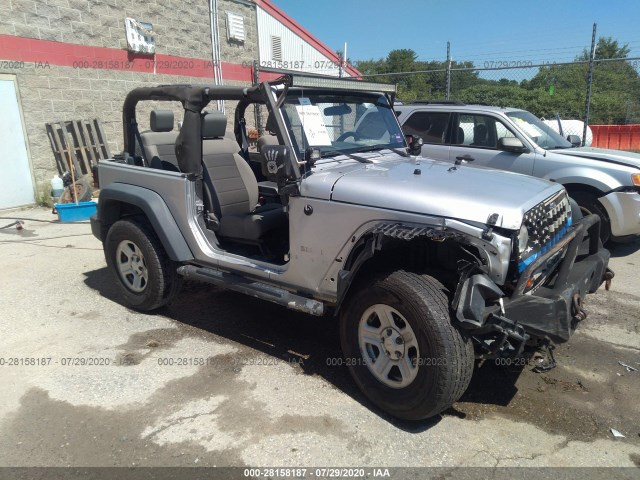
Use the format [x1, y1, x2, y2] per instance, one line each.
[54, 201, 97, 222]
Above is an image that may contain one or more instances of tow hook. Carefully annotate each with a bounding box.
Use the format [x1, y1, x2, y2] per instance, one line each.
[571, 293, 587, 323]
[603, 268, 614, 291]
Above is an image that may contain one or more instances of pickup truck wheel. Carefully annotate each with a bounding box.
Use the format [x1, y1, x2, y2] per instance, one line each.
[340, 271, 474, 420]
[570, 191, 611, 244]
[105, 219, 180, 311]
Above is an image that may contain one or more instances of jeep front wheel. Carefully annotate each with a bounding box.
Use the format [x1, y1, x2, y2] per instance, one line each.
[105, 219, 180, 311]
[340, 271, 474, 420]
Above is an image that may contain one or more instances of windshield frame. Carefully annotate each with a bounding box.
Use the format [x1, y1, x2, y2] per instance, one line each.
[506, 110, 572, 150]
[277, 88, 407, 160]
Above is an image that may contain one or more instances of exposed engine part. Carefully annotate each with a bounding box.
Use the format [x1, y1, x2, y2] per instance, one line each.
[531, 339, 557, 373]
[373, 222, 462, 242]
[470, 313, 529, 358]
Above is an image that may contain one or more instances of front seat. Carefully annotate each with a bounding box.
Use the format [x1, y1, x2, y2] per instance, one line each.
[201, 112, 287, 242]
[257, 113, 279, 152]
[139, 110, 180, 171]
[472, 124, 489, 147]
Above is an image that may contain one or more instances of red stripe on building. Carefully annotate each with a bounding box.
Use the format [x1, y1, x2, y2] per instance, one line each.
[254, 0, 361, 78]
[0, 34, 253, 82]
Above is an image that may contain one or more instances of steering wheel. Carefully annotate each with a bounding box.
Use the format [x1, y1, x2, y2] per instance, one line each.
[337, 131, 359, 142]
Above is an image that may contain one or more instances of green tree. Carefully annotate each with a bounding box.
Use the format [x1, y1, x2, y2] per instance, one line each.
[577, 36, 631, 61]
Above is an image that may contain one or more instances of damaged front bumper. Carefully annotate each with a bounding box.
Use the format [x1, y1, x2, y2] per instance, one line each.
[453, 214, 612, 356]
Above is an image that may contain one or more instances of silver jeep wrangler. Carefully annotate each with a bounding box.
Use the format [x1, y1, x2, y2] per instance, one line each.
[91, 75, 612, 420]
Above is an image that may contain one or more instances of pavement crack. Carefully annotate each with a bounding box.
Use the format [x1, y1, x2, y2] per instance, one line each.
[142, 410, 218, 440]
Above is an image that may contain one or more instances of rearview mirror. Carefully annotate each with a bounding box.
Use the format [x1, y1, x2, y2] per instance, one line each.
[323, 104, 353, 116]
[498, 137, 528, 153]
[566, 135, 581, 147]
[405, 134, 424, 155]
[261, 145, 296, 188]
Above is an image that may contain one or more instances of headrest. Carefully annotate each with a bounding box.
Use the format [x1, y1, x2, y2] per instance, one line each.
[474, 124, 487, 135]
[202, 112, 227, 139]
[150, 110, 174, 132]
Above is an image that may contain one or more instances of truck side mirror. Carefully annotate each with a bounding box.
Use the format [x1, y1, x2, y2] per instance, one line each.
[405, 134, 424, 155]
[498, 137, 529, 153]
[261, 145, 296, 188]
[566, 135, 581, 147]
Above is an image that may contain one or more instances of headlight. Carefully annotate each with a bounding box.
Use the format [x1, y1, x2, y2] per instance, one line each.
[517, 224, 529, 255]
[632, 173, 640, 187]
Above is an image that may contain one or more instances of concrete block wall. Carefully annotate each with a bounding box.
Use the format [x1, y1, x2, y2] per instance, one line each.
[0, 0, 259, 188]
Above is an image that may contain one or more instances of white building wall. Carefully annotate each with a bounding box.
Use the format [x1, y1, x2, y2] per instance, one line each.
[256, 7, 350, 77]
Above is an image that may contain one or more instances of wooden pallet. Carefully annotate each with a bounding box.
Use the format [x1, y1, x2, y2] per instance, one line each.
[46, 119, 111, 176]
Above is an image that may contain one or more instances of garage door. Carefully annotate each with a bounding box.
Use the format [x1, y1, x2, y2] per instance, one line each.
[0, 76, 35, 209]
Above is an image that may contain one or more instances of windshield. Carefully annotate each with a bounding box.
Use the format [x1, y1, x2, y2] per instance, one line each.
[279, 90, 406, 158]
[506, 110, 572, 150]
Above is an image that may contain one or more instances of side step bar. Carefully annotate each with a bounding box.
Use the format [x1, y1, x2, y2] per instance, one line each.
[176, 265, 325, 316]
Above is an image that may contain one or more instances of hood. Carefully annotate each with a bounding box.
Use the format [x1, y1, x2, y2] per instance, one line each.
[306, 156, 563, 230]
[552, 147, 640, 170]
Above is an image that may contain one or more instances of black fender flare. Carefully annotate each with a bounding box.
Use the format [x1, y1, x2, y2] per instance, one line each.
[97, 183, 193, 261]
[334, 234, 378, 314]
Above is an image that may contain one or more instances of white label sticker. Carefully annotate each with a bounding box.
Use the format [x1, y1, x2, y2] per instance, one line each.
[298, 97, 312, 106]
[295, 105, 333, 146]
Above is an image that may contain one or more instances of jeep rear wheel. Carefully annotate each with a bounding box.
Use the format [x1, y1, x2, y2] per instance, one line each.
[105, 219, 181, 311]
[340, 271, 474, 420]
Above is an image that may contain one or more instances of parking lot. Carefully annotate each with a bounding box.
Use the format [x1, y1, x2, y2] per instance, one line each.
[0, 206, 639, 470]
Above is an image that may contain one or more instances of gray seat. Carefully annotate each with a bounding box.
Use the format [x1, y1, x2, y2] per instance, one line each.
[257, 113, 279, 152]
[472, 124, 489, 147]
[140, 110, 180, 171]
[201, 112, 287, 241]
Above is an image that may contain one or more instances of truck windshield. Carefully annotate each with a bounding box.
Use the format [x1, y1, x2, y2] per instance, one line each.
[506, 110, 572, 150]
[279, 90, 406, 158]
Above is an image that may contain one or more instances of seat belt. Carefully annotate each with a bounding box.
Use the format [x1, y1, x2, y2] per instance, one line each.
[239, 117, 250, 160]
[133, 123, 148, 167]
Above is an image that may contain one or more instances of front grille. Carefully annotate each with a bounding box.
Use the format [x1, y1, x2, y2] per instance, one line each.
[517, 190, 572, 273]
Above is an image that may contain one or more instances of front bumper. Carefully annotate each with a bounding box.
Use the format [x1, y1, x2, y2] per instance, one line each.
[454, 214, 611, 349]
[599, 190, 640, 237]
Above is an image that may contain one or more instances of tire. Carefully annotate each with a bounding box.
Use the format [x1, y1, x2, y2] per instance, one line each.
[340, 271, 474, 421]
[105, 218, 181, 311]
[570, 190, 611, 244]
[57, 177, 92, 204]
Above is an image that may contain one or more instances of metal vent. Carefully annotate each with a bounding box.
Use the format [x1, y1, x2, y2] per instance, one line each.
[226, 12, 245, 42]
[518, 190, 572, 272]
[271, 35, 282, 62]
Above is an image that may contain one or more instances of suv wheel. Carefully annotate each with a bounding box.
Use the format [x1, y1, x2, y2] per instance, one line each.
[105, 218, 181, 311]
[340, 271, 474, 420]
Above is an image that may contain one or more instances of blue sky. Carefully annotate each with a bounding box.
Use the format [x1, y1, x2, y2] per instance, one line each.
[271, 0, 640, 64]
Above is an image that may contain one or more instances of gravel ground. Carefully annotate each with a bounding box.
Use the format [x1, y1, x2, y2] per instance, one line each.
[0, 206, 639, 474]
